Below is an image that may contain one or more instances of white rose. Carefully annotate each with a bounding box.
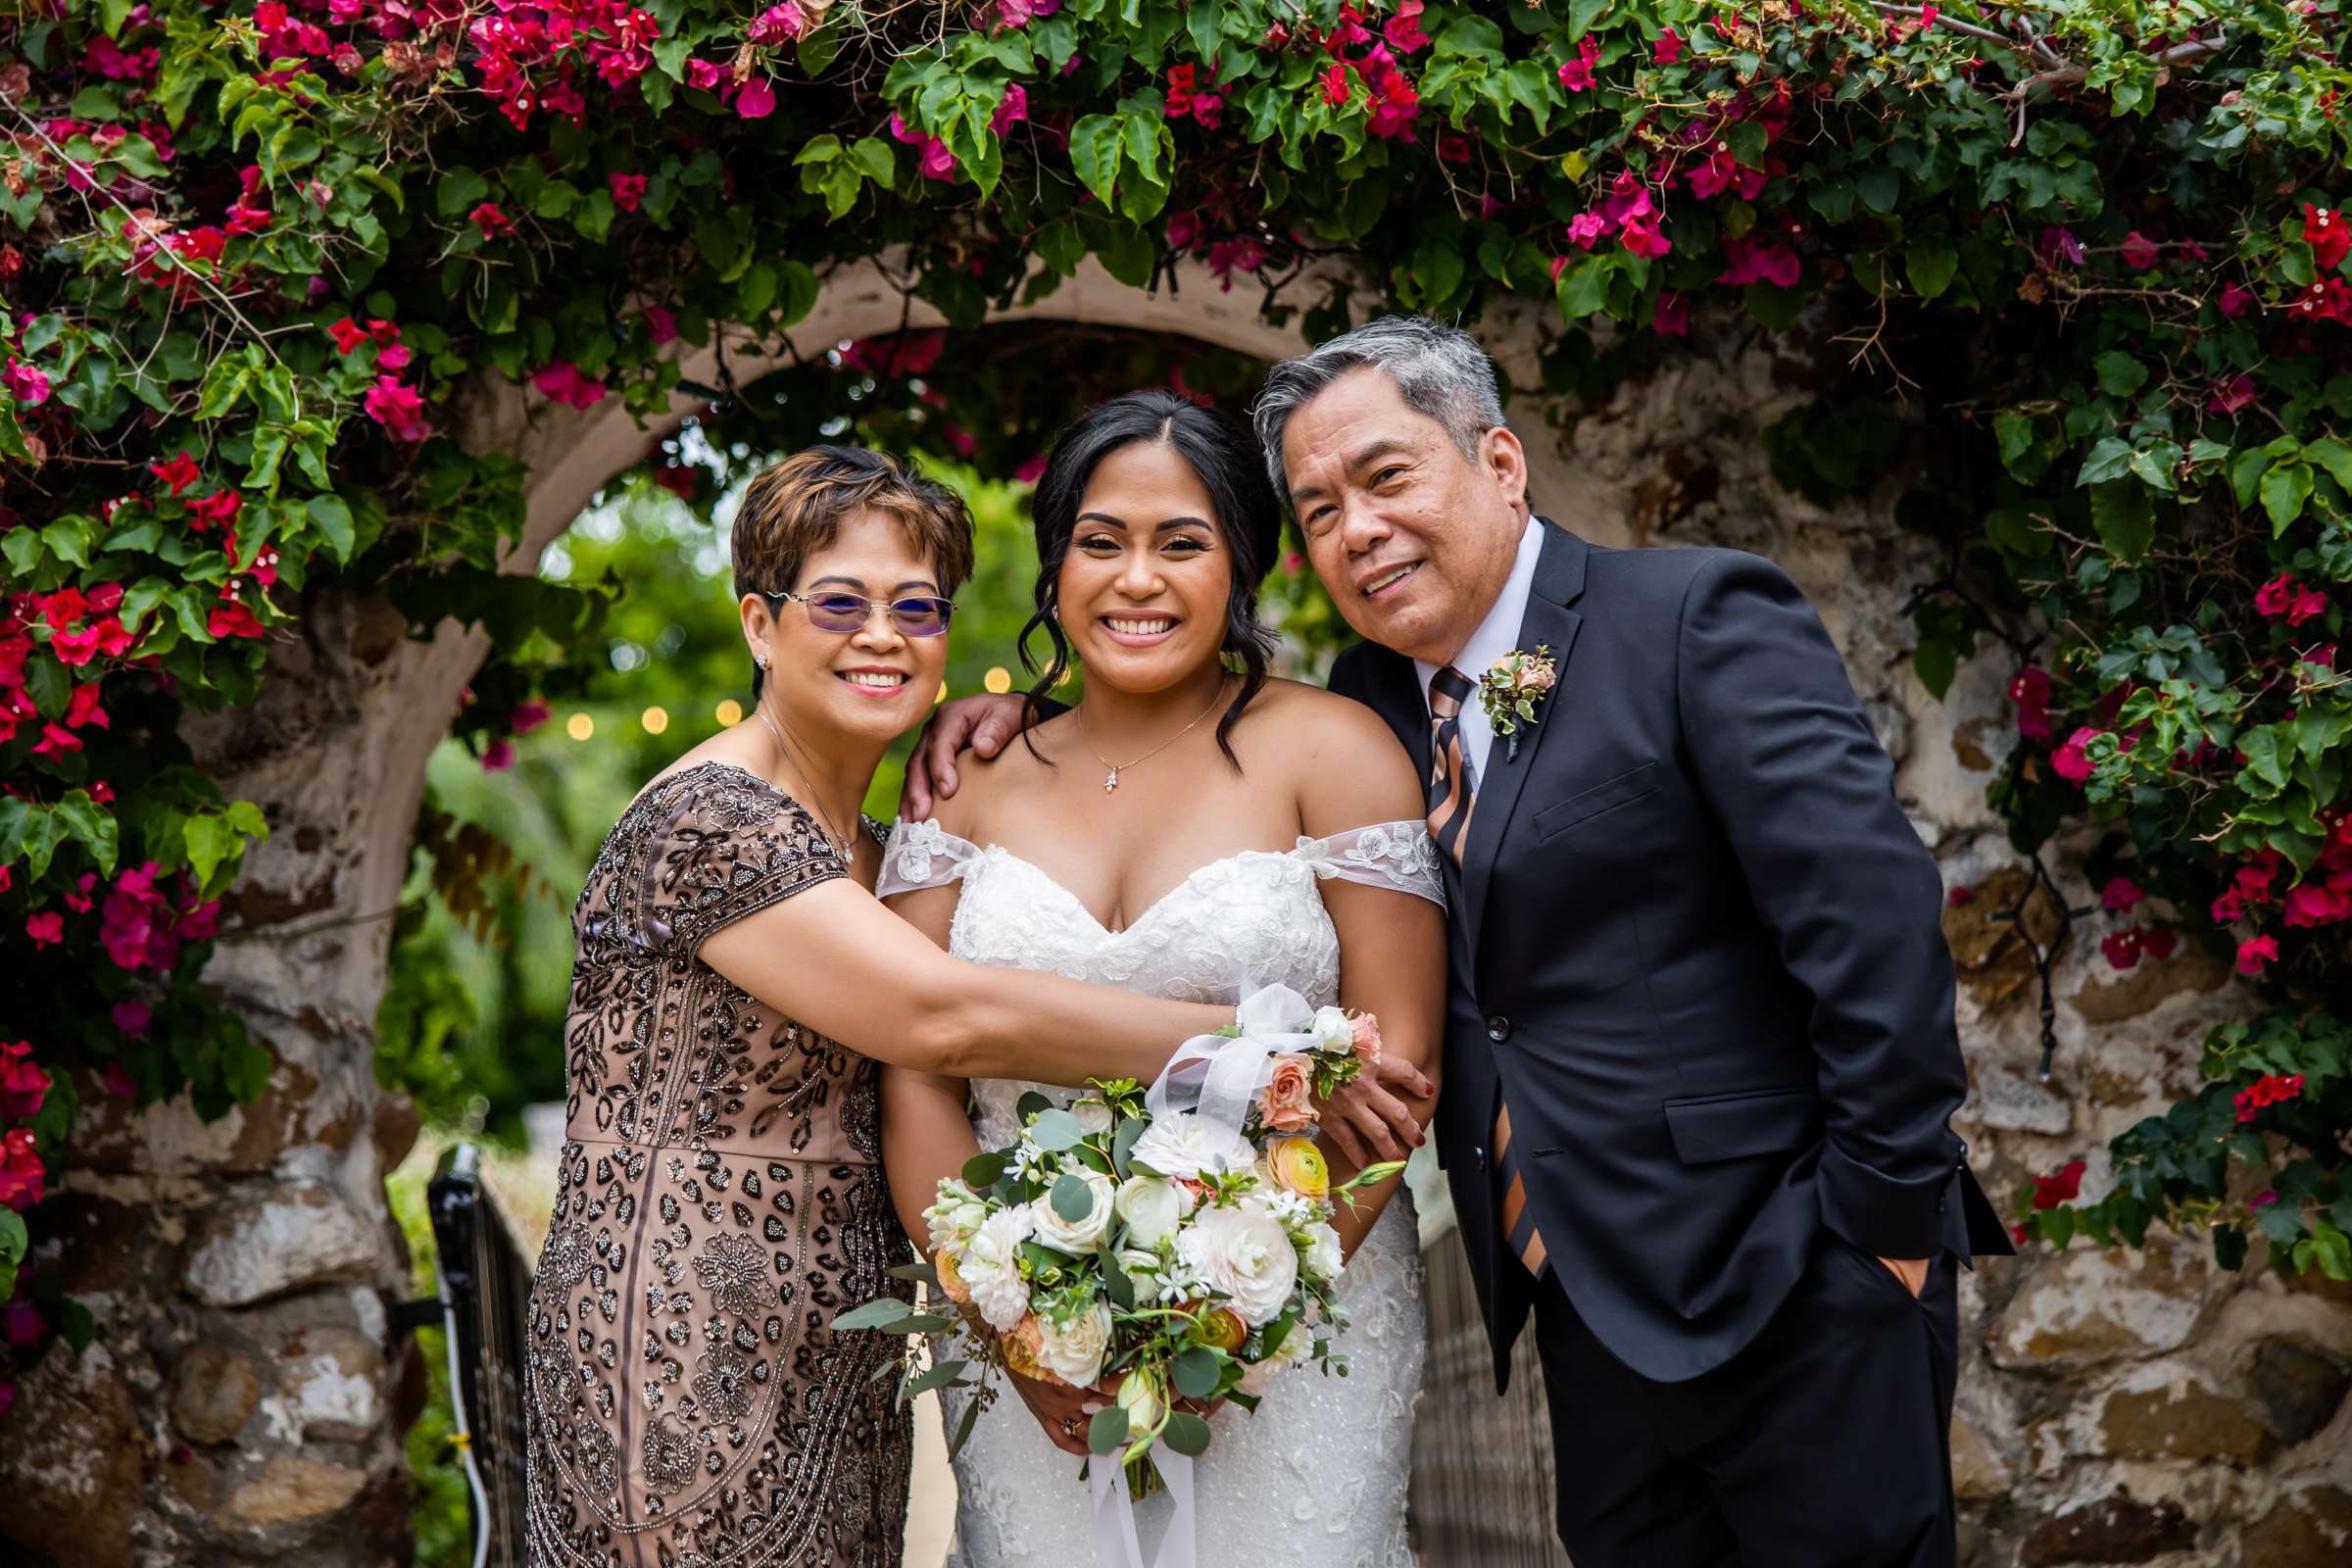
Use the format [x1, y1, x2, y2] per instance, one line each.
[1116, 1367, 1166, 1434]
[1072, 1100, 1114, 1135]
[960, 1205, 1035, 1331]
[1116, 1245, 1163, 1277]
[1176, 1202, 1299, 1327]
[922, 1179, 989, 1255]
[1037, 1300, 1112, 1389]
[1308, 1005, 1354, 1055]
[1114, 1176, 1184, 1247]
[1297, 1220, 1344, 1285]
[1130, 1114, 1255, 1181]
[1237, 1320, 1315, 1396]
[1030, 1169, 1115, 1253]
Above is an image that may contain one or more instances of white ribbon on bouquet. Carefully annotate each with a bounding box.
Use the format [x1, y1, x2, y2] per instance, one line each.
[1089, 983, 1315, 1568]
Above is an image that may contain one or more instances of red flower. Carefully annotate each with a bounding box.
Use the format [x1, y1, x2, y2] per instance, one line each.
[2232, 1072, 2305, 1122]
[2100, 877, 2144, 912]
[327, 318, 369, 354]
[2051, 726, 2101, 784]
[1653, 28, 1685, 65]
[24, 912, 62, 950]
[737, 76, 777, 120]
[2009, 1221, 2030, 1248]
[2256, 572, 2328, 626]
[1946, 883, 1974, 907]
[1164, 63, 1224, 128]
[2033, 1159, 2086, 1210]
[149, 450, 201, 497]
[1383, 1, 1429, 55]
[989, 83, 1028, 135]
[1652, 290, 1689, 337]
[64, 682, 108, 731]
[2142, 925, 2179, 960]
[481, 737, 515, 772]
[0, 1041, 51, 1120]
[1319, 63, 1350, 106]
[609, 172, 647, 213]
[364, 376, 431, 442]
[532, 361, 610, 411]
[513, 700, 551, 735]
[643, 306, 678, 346]
[2236, 933, 2279, 975]
[469, 201, 515, 239]
[1717, 236, 1800, 288]
[0, 1128, 45, 1210]
[2306, 204, 2350, 271]
[2209, 374, 2258, 416]
[1619, 213, 1671, 259]
[2100, 929, 2143, 970]
[208, 596, 265, 640]
[186, 489, 242, 533]
[111, 999, 150, 1038]
[1557, 34, 1598, 92]
[2119, 231, 2161, 270]
[2219, 282, 2257, 317]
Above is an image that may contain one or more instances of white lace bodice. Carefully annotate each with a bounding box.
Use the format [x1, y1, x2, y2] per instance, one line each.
[879, 818, 1439, 1568]
[880, 820, 1445, 1147]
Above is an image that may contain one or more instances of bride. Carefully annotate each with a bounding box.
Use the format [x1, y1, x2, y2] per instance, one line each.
[879, 390, 1446, 1566]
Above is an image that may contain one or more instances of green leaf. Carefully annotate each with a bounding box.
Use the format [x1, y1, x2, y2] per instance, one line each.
[961, 1152, 1007, 1189]
[2303, 437, 2352, 492]
[1855, 166, 1900, 216]
[1553, 254, 1611, 320]
[55, 790, 119, 877]
[1029, 1106, 1085, 1152]
[306, 494, 356, 563]
[1170, 1345, 1221, 1399]
[183, 812, 242, 889]
[1069, 114, 1124, 207]
[1904, 237, 1958, 300]
[831, 1298, 924, 1332]
[2093, 352, 2149, 399]
[2089, 480, 2155, 564]
[1161, 1410, 1212, 1457]
[1051, 1171, 1096, 1222]
[435, 167, 491, 220]
[2261, 462, 2315, 533]
[1087, 1404, 1131, 1454]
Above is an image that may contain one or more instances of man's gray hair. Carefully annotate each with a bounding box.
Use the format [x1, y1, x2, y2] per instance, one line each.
[1250, 315, 1506, 500]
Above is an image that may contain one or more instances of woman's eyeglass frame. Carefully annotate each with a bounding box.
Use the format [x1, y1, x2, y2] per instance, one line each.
[766, 589, 956, 638]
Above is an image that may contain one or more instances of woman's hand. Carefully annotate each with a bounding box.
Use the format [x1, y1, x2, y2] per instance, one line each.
[904, 692, 1027, 818]
[1004, 1363, 1115, 1457]
[1320, 1054, 1434, 1169]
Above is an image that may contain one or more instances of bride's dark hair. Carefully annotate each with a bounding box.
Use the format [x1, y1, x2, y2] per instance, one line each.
[1019, 390, 1282, 769]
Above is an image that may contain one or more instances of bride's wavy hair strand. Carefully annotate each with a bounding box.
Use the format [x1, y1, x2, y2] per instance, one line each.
[1018, 390, 1282, 769]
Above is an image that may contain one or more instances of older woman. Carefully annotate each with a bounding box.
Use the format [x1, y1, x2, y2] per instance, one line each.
[520, 447, 1373, 1568]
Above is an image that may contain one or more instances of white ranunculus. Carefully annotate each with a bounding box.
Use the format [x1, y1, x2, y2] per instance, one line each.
[1308, 1005, 1355, 1056]
[1116, 1245, 1163, 1277]
[1030, 1169, 1115, 1253]
[1130, 1115, 1255, 1181]
[1297, 1220, 1344, 1285]
[1176, 1201, 1299, 1327]
[1037, 1300, 1112, 1389]
[1114, 1176, 1183, 1247]
[1072, 1100, 1114, 1135]
[1237, 1320, 1316, 1396]
[960, 1205, 1035, 1331]
[922, 1179, 989, 1254]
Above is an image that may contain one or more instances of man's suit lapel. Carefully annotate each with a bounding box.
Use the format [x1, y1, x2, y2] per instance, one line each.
[1457, 520, 1588, 955]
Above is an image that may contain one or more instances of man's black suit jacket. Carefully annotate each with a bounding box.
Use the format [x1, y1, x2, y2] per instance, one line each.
[1329, 518, 2012, 1391]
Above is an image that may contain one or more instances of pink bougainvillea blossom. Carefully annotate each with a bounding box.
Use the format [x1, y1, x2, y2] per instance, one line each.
[745, 3, 808, 44]
[2218, 282, 2257, 318]
[2119, 231, 2161, 270]
[995, 0, 1061, 26]
[2305, 203, 2350, 270]
[2051, 726, 2101, 784]
[207, 594, 265, 640]
[2235, 933, 2279, 975]
[469, 201, 515, 239]
[2035, 226, 2085, 268]
[1383, 1, 1430, 55]
[149, 450, 200, 497]
[481, 737, 515, 772]
[2009, 665, 2054, 741]
[513, 700, 552, 735]
[609, 172, 647, 212]
[532, 361, 609, 410]
[889, 112, 956, 180]
[989, 82, 1028, 135]
[1717, 236, 1800, 287]
[2101, 877, 2145, 912]
[2100, 928, 2143, 970]
[2032, 1159, 2086, 1209]
[364, 375, 431, 442]
[0, 1129, 44, 1210]
[24, 912, 62, 950]
[1319, 63, 1350, 106]
[2234, 1071, 2304, 1120]
[1654, 28, 1686, 65]
[0, 1041, 51, 1120]
[1558, 34, 1598, 92]
[2256, 572, 2329, 626]
[2209, 373, 2258, 416]
[111, 999, 151, 1038]
[1, 361, 49, 406]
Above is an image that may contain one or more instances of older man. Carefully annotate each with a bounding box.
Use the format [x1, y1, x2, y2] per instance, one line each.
[908, 316, 2009, 1568]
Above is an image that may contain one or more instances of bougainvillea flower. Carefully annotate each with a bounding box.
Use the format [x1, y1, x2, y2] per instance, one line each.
[643, 306, 678, 346]
[24, 912, 62, 950]
[2119, 231, 2161, 270]
[2100, 928, 2142, 970]
[327, 318, 370, 354]
[364, 375, 431, 441]
[2, 362, 50, 406]
[149, 450, 200, 496]
[513, 700, 551, 735]
[0, 1129, 45, 1210]
[746, 3, 808, 44]
[1558, 34, 1598, 92]
[469, 202, 515, 239]
[1654, 29, 1685, 65]
[2101, 877, 2144, 911]
[989, 83, 1028, 135]
[2255, 572, 2329, 626]
[2035, 226, 2085, 268]
[1652, 290, 1689, 337]
[0, 1041, 51, 1120]
[737, 76, 777, 119]
[208, 596, 265, 640]
[2142, 926, 2178, 960]
[111, 999, 150, 1038]
[1319, 63, 1350, 106]
[2233, 1072, 2304, 1121]
[609, 172, 647, 212]
[2306, 204, 2349, 271]
[481, 737, 515, 772]
[2033, 1159, 2086, 1209]
[1717, 236, 1800, 287]
[2209, 374, 2257, 415]
[2051, 726, 2100, 783]
[2235, 933, 2279, 975]
[2218, 282, 2257, 318]
[888, 113, 956, 180]
[532, 361, 610, 410]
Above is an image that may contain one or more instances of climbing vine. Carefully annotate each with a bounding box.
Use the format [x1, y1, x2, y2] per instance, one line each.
[4, 0, 2352, 1416]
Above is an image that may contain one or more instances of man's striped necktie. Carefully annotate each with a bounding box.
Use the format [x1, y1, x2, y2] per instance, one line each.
[1425, 666, 1549, 1279]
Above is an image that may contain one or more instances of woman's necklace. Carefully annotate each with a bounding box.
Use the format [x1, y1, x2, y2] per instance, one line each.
[1080, 680, 1228, 795]
[757, 706, 854, 858]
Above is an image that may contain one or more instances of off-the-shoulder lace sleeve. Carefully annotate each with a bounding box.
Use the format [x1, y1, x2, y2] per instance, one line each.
[640, 770, 847, 953]
[1291, 820, 1446, 907]
[877, 816, 985, 898]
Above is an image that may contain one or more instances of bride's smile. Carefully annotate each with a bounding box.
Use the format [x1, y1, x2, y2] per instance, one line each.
[1059, 439, 1234, 699]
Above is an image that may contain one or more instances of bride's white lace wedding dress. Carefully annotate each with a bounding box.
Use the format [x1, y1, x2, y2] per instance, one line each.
[879, 819, 1446, 1568]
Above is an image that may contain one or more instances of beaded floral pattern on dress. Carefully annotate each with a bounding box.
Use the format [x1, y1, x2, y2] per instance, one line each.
[525, 762, 914, 1568]
[880, 819, 1439, 1568]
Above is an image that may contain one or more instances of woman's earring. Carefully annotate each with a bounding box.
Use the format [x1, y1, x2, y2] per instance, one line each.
[755, 653, 770, 670]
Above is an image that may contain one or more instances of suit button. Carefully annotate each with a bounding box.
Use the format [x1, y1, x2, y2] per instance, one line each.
[1474, 1145, 1488, 1167]
[1487, 1016, 1511, 1042]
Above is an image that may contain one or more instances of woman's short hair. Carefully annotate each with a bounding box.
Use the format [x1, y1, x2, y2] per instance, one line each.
[1020, 391, 1282, 768]
[730, 445, 975, 604]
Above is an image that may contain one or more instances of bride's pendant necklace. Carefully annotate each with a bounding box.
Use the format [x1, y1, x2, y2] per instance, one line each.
[756, 704, 853, 859]
[1081, 680, 1227, 795]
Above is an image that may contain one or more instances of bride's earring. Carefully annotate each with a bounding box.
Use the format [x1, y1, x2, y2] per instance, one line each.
[755, 653, 770, 670]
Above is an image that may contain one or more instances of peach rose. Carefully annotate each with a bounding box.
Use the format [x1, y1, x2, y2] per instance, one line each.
[1002, 1314, 1061, 1386]
[935, 1248, 972, 1306]
[1258, 1136, 1330, 1200]
[1196, 1305, 1248, 1355]
[1259, 1054, 1316, 1134]
[1349, 1010, 1382, 1066]
[1515, 660, 1556, 693]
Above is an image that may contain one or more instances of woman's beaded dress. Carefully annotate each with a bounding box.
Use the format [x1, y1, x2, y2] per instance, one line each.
[526, 761, 913, 1568]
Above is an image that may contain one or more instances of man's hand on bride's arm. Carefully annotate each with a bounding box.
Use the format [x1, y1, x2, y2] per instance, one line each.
[903, 693, 1027, 819]
[1319, 1054, 1434, 1169]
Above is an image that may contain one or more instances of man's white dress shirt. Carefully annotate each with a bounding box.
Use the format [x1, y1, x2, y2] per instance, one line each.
[1412, 516, 1544, 787]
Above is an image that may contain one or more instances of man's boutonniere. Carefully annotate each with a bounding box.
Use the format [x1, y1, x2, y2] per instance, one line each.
[1478, 645, 1557, 761]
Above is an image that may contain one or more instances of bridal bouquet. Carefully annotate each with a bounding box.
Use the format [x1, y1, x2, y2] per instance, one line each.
[836, 987, 1400, 1506]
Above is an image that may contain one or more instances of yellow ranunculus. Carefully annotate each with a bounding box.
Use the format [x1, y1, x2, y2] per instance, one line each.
[1260, 1136, 1330, 1200]
[935, 1248, 972, 1306]
[1196, 1305, 1248, 1355]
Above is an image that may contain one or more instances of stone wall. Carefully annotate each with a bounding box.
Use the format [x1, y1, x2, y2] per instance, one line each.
[1553, 311, 2352, 1567]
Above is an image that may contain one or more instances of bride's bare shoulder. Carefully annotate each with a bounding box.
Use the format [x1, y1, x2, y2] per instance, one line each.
[1237, 678, 1421, 823]
[932, 704, 1070, 835]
